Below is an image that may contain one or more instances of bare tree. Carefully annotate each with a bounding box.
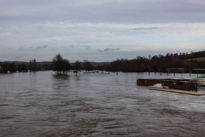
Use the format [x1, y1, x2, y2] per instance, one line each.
[73, 60, 81, 75]
[28, 58, 38, 71]
[83, 60, 93, 72]
[52, 53, 70, 74]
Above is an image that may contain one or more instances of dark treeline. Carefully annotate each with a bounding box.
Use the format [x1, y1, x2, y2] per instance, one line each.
[52, 53, 94, 75]
[0, 58, 52, 73]
[104, 50, 205, 73]
[51, 50, 205, 74]
[1, 50, 205, 73]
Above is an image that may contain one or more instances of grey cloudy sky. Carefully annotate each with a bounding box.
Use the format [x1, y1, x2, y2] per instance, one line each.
[1, 0, 205, 62]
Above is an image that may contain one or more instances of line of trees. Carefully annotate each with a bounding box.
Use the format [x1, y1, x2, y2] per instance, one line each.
[95, 50, 205, 73]
[52, 50, 205, 75]
[104, 50, 205, 73]
[1, 50, 205, 74]
[52, 53, 93, 75]
[0, 58, 40, 73]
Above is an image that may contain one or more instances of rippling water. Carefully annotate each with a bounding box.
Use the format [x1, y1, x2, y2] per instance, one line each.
[1, 71, 205, 137]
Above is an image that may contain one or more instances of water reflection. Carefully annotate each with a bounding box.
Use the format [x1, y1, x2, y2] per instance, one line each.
[52, 74, 70, 80]
[74, 75, 80, 81]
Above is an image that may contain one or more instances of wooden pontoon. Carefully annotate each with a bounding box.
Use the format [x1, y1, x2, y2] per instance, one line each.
[149, 87, 205, 96]
[137, 79, 197, 91]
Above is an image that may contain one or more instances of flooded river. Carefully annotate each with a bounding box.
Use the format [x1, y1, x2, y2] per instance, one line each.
[1, 71, 205, 137]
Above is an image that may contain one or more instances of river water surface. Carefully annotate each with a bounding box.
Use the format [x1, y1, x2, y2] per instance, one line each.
[1, 71, 205, 137]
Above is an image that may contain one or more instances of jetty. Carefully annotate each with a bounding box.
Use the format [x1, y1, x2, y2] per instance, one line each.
[149, 87, 205, 96]
[137, 79, 197, 91]
[136, 78, 205, 95]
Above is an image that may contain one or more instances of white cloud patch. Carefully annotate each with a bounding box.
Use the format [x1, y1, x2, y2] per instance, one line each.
[1, 0, 205, 23]
[36, 22, 205, 36]
[1, 21, 205, 61]
[0, 32, 11, 36]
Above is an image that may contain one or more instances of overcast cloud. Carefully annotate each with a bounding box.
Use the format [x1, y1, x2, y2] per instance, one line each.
[1, 0, 205, 62]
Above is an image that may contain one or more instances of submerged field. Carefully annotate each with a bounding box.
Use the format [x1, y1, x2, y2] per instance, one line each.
[1, 71, 205, 136]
